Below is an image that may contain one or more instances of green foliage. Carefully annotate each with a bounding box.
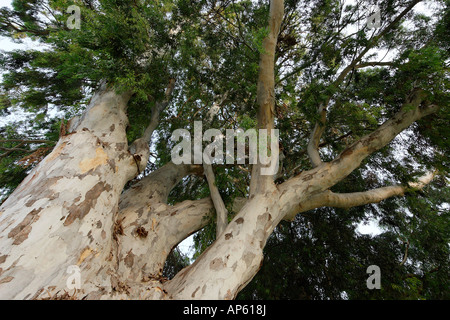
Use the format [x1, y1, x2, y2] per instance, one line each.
[163, 247, 191, 280]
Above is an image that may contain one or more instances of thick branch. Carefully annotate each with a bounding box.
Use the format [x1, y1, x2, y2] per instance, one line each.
[285, 171, 436, 220]
[116, 195, 214, 281]
[119, 162, 203, 209]
[116, 162, 212, 280]
[307, 104, 327, 168]
[328, 90, 439, 183]
[204, 164, 228, 238]
[249, 0, 284, 196]
[255, 0, 283, 131]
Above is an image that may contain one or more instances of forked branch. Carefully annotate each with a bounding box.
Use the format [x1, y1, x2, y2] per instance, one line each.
[280, 88, 440, 220]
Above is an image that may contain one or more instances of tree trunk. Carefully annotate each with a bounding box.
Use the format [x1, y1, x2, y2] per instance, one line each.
[0, 83, 141, 299]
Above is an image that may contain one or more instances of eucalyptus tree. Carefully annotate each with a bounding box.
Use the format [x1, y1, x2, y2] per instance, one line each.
[0, 0, 448, 299]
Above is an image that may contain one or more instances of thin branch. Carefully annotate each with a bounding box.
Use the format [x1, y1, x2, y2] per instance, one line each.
[141, 78, 176, 145]
[0, 139, 54, 144]
[0, 147, 29, 152]
[290, 130, 354, 174]
[0, 139, 54, 160]
[400, 240, 410, 266]
[201, 91, 230, 237]
[354, 61, 396, 69]
[128, 79, 176, 173]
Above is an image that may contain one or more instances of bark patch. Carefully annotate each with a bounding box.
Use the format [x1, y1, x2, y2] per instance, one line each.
[340, 143, 356, 158]
[257, 211, 272, 233]
[210, 258, 224, 271]
[235, 217, 244, 224]
[0, 276, 14, 284]
[225, 289, 233, 300]
[79, 147, 108, 174]
[0, 255, 7, 265]
[191, 286, 200, 298]
[64, 182, 111, 226]
[124, 250, 134, 268]
[113, 217, 125, 240]
[136, 226, 148, 238]
[107, 159, 116, 172]
[116, 142, 126, 151]
[25, 199, 37, 207]
[8, 207, 42, 245]
[243, 252, 256, 269]
[225, 232, 233, 240]
[46, 141, 68, 162]
[77, 247, 94, 265]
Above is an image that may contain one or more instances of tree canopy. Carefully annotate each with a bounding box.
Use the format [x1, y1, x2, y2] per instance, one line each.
[0, 0, 449, 299]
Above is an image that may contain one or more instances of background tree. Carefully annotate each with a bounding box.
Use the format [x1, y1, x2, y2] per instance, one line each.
[0, 0, 448, 299]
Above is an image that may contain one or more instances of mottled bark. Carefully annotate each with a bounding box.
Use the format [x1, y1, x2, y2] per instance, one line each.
[0, 83, 137, 299]
[0, 84, 213, 299]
